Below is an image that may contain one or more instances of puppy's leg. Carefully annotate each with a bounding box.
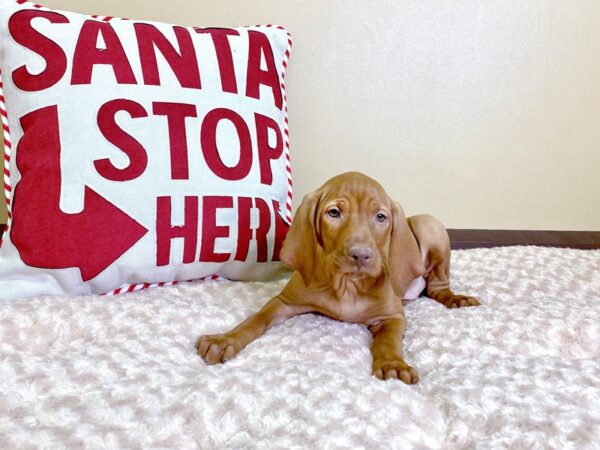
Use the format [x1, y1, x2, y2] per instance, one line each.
[409, 215, 480, 308]
[426, 247, 480, 308]
[196, 296, 309, 364]
[369, 318, 419, 384]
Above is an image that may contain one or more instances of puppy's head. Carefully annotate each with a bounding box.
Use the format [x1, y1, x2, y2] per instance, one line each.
[280, 172, 424, 296]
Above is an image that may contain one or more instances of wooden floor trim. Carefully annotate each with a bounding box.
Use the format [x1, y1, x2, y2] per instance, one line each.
[1, 225, 599, 250]
[448, 229, 600, 250]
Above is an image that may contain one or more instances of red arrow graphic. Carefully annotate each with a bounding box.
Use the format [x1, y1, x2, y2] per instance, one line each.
[11, 105, 148, 281]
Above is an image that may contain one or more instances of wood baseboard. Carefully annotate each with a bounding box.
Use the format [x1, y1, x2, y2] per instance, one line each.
[448, 229, 600, 250]
[1, 225, 599, 250]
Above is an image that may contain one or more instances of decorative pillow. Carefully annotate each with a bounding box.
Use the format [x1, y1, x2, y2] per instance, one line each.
[0, 0, 292, 300]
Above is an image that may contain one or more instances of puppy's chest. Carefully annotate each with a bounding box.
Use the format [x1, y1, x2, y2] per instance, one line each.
[314, 297, 368, 323]
[315, 278, 398, 323]
[326, 296, 371, 322]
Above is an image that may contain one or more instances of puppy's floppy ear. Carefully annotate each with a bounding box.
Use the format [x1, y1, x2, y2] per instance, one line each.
[389, 202, 425, 298]
[279, 191, 322, 282]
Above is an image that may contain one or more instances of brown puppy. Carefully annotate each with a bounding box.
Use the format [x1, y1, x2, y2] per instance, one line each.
[197, 172, 479, 383]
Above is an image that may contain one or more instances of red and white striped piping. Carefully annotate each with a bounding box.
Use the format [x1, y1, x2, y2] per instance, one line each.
[102, 274, 224, 296]
[0, 69, 12, 247]
[280, 29, 294, 224]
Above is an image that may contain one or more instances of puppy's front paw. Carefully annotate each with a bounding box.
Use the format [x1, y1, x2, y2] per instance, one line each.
[373, 358, 419, 384]
[444, 295, 480, 308]
[196, 333, 242, 364]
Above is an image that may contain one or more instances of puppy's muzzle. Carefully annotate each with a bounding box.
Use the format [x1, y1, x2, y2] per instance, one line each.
[348, 246, 374, 269]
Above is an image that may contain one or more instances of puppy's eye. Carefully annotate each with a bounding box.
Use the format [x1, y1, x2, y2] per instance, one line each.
[376, 213, 388, 223]
[327, 208, 341, 218]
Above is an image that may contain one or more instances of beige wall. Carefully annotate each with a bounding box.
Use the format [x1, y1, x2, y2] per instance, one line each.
[2, 0, 600, 230]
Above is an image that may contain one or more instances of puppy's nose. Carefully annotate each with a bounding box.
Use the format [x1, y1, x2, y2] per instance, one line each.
[349, 246, 374, 268]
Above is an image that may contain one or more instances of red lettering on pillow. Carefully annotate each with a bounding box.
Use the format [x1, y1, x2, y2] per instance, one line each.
[8, 10, 69, 91]
[71, 20, 136, 85]
[201, 108, 252, 181]
[195, 28, 240, 94]
[11, 105, 148, 281]
[153, 102, 197, 180]
[272, 200, 289, 261]
[246, 31, 283, 110]
[254, 198, 271, 262]
[8, 13, 286, 107]
[234, 196, 253, 261]
[135, 23, 201, 89]
[156, 196, 199, 266]
[255, 112, 283, 185]
[200, 196, 233, 263]
[94, 99, 149, 181]
[156, 195, 283, 266]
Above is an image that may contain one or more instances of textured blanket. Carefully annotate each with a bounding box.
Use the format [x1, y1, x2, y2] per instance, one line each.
[1, 246, 599, 449]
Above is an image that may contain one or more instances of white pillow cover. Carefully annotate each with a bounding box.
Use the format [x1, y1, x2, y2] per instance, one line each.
[0, 0, 293, 299]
